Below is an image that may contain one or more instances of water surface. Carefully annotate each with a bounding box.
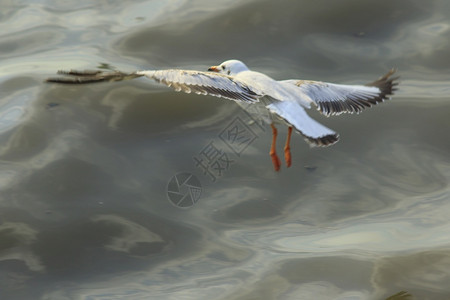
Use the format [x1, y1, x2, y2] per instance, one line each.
[1, 1, 450, 299]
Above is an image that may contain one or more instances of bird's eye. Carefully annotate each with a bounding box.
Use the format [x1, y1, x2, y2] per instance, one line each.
[221, 65, 226, 70]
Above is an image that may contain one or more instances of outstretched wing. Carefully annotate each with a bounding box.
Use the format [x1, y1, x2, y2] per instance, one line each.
[46, 69, 262, 103]
[137, 70, 262, 103]
[266, 101, 339, 147]
[281, 69, 398, 116]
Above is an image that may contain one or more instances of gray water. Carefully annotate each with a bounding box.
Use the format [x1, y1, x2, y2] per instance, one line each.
[1, 1, 450, 299]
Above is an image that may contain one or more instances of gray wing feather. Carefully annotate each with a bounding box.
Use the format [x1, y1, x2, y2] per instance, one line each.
[282, 69, 398, 116]
[139, 70, 261, 103]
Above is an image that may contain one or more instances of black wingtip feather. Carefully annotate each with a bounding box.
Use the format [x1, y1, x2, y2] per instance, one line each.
[304, 133, 340, 147]
[366, 68, 399, 101]
[45, 70, 144, 84]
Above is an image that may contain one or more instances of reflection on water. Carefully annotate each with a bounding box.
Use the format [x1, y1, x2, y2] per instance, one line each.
[1, 0, 450, 299]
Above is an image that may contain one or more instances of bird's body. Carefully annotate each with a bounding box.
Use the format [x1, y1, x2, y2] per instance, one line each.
[47, 59, 398, 171]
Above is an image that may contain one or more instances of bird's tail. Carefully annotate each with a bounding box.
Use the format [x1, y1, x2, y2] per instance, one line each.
[45, 70, 144, 84]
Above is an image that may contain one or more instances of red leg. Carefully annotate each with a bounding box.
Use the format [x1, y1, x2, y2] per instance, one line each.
[270, 123, 281, 172]
[284, 126, 293, 167]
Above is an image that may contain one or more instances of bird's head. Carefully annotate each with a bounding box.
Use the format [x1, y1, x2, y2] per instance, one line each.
[208, 59, 249, 76]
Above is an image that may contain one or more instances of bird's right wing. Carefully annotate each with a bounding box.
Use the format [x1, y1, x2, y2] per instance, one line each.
[138, 70, 262, 103]
[266, 101, 339, 147]
[46, 69, 262, 103]
[281, 69, 398, 116]
[46, 70, 144, 84]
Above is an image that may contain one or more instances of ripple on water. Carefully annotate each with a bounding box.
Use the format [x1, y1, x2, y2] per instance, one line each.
[0, 87, 36, 135]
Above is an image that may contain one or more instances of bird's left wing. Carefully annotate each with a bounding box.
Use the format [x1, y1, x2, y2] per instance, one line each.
[281, 69, 398, 116]
[46, 69, 262, 103]
[266, 101, 339, 147]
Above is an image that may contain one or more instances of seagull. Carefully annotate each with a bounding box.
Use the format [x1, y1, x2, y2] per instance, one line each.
[46, 59, 398, 171]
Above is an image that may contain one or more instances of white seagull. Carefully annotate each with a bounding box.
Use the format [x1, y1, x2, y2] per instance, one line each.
[46, 60, 398, 171]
